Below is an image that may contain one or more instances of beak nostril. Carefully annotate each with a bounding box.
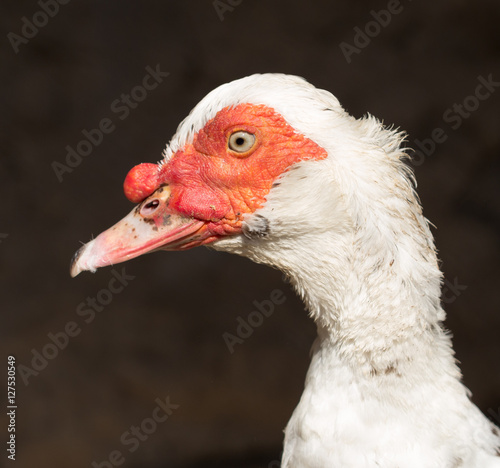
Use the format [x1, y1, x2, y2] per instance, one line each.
[145, 200, 159, 209]
[140, 199, 160, 217]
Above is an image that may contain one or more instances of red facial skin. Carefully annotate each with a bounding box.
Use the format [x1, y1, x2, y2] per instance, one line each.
[124, 103, 328, 247]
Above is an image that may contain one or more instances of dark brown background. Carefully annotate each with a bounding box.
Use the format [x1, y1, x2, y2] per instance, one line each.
[1, 1, 499, 467]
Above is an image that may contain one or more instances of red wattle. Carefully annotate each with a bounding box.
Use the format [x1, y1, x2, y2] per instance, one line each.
[123, 163, 159, 203]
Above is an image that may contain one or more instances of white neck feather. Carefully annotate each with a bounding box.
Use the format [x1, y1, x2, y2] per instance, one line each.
[243, 176, 452, 380]
[265, 185, 499, 467]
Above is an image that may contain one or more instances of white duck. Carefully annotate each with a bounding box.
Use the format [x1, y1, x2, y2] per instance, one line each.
[71, 74, 500, 468]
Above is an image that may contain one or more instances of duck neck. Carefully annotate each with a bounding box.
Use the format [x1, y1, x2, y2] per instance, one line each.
[282, 226, 457, 381]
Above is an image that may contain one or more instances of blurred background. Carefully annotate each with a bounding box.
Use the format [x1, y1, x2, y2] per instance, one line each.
[1, 1, 500, 467]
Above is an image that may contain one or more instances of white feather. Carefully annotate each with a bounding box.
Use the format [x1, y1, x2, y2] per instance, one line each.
[162, 74, 500, 468]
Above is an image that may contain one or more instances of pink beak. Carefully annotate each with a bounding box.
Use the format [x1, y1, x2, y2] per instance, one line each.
[70, 185, 206, 277]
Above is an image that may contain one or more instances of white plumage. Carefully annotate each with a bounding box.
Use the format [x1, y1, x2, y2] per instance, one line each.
[73, 74, 500, 467]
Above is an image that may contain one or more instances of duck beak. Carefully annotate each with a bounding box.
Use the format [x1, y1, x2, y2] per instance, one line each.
[70, 185, 207, 277]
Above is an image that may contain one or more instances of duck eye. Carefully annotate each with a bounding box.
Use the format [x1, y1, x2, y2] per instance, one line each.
[228, 131, 256, 154]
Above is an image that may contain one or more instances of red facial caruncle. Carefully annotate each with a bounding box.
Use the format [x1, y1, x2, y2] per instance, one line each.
[125, 103, 327, 242]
